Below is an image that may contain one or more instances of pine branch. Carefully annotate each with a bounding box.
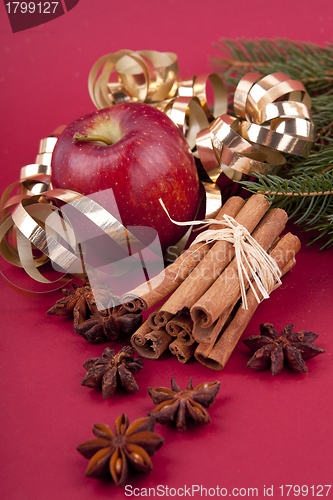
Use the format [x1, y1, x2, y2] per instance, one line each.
[211, 38, 333, 93]
[240, 172, 333, 203]
[282, 141, 333, 178]
[239, 172, 333, 247]
[210, 37, 333, 249]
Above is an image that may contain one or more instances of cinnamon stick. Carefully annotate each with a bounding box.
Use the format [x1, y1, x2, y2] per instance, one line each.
[194, 240, 297, 362]
[165, 314, 194, 342]
[169, 338, 197, 363]
[163, 313, 196, 345]
[121, 196, 246, 311]
[130, 320, 152, 348]
[130, 322, 173, 360]
[191, 207, 288, 329]
[148, 311, 174, 330]
[130, 305, 173, 359]
[192, 300, 237, 345]
[155, 194, 270, 317]
[177, 328, 196, 346]
[195, 232, 301, 370]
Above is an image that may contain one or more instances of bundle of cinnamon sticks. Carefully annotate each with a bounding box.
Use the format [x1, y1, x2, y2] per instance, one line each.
[124, 194, 301, 371]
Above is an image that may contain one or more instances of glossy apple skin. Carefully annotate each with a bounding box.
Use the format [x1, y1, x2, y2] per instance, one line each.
[51, 102, 199, 253]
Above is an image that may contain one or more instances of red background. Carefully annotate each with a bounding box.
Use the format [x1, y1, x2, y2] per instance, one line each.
[0, 1, 332, 499]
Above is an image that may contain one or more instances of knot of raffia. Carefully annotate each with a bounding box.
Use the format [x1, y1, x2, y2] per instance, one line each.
[159, 199, 282, 310]
[190, 214, 282, 309]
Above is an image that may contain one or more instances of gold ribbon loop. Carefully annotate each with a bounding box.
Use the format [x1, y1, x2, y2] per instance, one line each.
[270, 117, 315, 139]
[0, 183, 164, 294]
[88, 50, 179, 109]
[234, 72, 262, 120]
[245, 72, 311, 121]
[238, 121, 314, 157]
[35, 136, 58, 166]
[164, 96, 209, 149]
[198, 113, 287, 180]
[192, 73, 228, 119]
[254, 101, 312, 125]
[137, 50, 179, 102]
[20, 163, 51, 179]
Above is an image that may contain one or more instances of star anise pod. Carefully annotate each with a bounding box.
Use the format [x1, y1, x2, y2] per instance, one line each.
[47, 279, 114, 326]
[243, 323, 325, 375]
[74, 304, 142, 343]
[77, 414, 164, 486]
[148, 377, 220, 431]
[81, 346, 144, 398]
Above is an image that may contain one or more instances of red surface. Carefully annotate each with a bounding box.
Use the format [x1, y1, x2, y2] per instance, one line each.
[1, 1, 333, 499]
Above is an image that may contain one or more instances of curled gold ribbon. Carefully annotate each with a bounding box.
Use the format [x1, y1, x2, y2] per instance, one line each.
[88, 50, 179, 109]
[1, 136, 57, 219]
[0, 185, 155, 293]
[198, 72, 315, 182]
[88, 53, 315, 208]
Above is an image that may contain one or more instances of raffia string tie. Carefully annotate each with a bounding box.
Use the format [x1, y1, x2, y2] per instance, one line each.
[159, 199, 282, 310]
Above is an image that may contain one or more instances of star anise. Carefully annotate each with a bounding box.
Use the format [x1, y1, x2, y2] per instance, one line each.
[74, 304, 142, 343]
[47, 280, 114, 326]
[243, 323, 325, 375]
[148, 377, 220, 431]
[81, 346, 144, 398]
[77, 414, 164, 486]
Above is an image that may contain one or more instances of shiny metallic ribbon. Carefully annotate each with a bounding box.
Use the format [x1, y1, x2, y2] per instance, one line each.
[0, 173, 150, 293]
[88, 52, 315, 187]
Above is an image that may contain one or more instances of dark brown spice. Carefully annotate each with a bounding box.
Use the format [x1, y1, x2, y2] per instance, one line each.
[81, 346, 144, 398]
[243, 323, 325, 375]
[74, 304, 142, 343]
[47, 280, 114, 326]
[77, 414, 164, 486]
[148, 377, 220, 431]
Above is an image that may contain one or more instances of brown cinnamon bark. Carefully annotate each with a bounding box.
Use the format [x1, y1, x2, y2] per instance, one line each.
[155, 194, 270, 317]
[121, 196, 246, 311]
[130, 320, 152, 347]
[169, 338, 197, 363]
[165, 313, 194, 344]
[165, 314, 193, 337]
[195, 232, 301, 370]
[191, 207, 288, 329]
[148, 311, 174, 330]
[177, 328, 196, 346]
[130, 305, 174, 359]
[192, 301, 237, 345]
[130, 321, 173, 359]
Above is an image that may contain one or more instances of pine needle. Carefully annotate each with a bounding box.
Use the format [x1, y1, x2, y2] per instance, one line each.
[210, 38, 333, 249]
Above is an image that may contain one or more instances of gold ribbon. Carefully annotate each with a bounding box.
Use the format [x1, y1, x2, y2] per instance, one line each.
[88, 50, 179, 109]
[88, 52, 315, 208]
[196, 72, 315, 182]
[0, 182, 153, 294]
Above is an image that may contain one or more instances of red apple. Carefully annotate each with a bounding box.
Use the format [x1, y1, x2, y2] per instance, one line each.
[51, 102, 199, 253]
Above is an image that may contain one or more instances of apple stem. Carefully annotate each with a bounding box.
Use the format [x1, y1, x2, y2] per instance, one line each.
[73, 132, 113, 146]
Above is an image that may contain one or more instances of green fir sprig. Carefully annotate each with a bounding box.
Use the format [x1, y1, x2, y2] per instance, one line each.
[210, 38, 333, 248]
